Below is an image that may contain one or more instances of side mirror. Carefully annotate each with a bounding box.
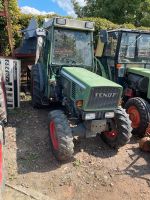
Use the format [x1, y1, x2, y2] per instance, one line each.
[99, 30, 108, 43]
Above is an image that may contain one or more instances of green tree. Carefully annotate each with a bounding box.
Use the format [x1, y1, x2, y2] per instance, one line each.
[0, 0, 20, 55]
[136, 0, 150, 26]
[71, 0, 83, 17]
[0, 1, 3, 10]
[72, 0, 150, 26]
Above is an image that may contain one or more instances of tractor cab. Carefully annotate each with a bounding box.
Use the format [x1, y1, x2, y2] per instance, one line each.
[96, 29, 150, 84]
[37, 18, 95, 69]
[35, 18, 96, 101]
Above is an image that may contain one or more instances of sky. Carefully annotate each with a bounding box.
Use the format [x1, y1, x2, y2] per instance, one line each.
[18, 0, 86, 17]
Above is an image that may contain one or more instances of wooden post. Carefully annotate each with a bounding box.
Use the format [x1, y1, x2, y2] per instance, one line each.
[0, 0, 14, 55]
[3, 0, 14, 55]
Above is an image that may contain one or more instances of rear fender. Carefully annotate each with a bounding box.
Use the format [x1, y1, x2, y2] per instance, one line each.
[37, 63, 45, 93]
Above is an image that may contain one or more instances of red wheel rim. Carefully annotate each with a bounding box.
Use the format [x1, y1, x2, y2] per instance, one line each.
[127, 106, 140, 128]
[50, 121, 59, 150]
[104, 130, 118, 139]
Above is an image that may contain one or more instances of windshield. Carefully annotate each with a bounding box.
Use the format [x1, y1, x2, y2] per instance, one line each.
[52, 29, 93, 66]
[119, 32, 150, 63]
[104, 31, 118, 57]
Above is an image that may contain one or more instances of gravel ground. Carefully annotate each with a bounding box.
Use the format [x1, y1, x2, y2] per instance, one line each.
[2, 98, 150, 200]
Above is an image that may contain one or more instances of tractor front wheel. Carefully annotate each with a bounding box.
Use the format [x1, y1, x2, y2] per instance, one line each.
[48, 110, 74, 161]
[125, 97, 150, 137]
[101, 107, 132, 148]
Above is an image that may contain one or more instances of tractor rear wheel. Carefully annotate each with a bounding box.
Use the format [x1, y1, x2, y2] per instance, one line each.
[48, 110, 74, 161]
[125, 97, 150, 137]
[31, 65, 43, 108]
[101, 107, 132, 148]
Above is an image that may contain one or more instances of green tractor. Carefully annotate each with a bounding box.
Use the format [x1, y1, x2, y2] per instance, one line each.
[31, 18, 132, 161]
[96, 29, 150, 137]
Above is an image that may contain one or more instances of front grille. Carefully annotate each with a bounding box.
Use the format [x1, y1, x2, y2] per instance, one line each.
[86, 87, 120, 110]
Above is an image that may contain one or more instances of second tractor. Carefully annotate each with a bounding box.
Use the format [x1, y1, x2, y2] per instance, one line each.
[96, 29, 150, 137]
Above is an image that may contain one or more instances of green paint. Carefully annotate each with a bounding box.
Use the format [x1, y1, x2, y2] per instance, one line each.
[62, 67, 122, 111]
[62, 67, 121, 88]
[128, 67, 150, 99]
[128, 67, 150, 77]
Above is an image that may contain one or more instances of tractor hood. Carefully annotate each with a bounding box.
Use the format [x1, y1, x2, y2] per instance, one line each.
[61, 67, 122, 89]
[61, 67, 122, 111]
[127, 67, 150, 99]
[128, 67, 150, 78]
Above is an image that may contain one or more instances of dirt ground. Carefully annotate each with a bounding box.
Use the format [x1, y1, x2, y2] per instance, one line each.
[2, 97, 150, 200]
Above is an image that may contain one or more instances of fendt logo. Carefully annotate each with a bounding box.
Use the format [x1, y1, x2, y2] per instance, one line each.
[95, 93, 117, 98]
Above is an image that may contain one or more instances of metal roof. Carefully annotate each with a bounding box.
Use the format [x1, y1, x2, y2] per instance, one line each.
[43, 17, 95, 31]
[107, 28, 150, 34]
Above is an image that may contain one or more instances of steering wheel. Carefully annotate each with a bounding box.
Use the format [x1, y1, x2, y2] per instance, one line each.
[65, 58, 77, 64]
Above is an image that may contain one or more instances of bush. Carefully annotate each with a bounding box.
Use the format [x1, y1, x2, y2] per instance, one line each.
[1, 12, 150, 56]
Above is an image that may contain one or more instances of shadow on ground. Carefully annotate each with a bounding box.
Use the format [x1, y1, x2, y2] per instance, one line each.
[123, 146, 150, 182]
[7, 100, 147, 176]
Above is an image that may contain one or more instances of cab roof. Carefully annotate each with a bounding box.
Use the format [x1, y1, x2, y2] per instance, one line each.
[107, 29, 150, 34]
[43, 17, 95, 31]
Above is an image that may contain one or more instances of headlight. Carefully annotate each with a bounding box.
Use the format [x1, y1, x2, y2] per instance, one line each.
[85, 113, 96, 120]
[105, 112, 115, 118]
[85, 22, 94, 29]
[56, 18, 66, 25]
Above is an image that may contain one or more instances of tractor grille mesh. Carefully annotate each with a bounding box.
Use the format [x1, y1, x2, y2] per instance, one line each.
[86, 87, 120, 109]
[72, 82, 76, 99]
